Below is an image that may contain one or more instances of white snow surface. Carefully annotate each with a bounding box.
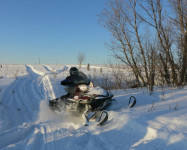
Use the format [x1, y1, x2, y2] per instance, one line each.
[0, 64, 187, 150]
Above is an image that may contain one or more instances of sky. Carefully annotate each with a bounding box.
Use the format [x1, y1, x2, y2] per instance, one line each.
[0, 0, 111, 65]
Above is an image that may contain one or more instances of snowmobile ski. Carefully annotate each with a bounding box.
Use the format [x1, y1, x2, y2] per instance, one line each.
[97, 111, 108, 126]
[87, 110, 109, 126]
[128, 96, 136, 108]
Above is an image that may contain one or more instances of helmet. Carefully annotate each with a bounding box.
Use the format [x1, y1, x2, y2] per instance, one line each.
[69, 67, 79, 76]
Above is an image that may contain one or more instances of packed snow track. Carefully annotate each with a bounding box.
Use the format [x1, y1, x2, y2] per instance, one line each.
[0, 64, 187, 150]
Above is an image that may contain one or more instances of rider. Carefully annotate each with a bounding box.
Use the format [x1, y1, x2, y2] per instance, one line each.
[61, 67, 90, 94]
[49, 67, 90, 106]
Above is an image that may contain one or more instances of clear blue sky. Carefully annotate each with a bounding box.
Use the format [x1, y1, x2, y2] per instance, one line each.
[0, 0, 110, 65]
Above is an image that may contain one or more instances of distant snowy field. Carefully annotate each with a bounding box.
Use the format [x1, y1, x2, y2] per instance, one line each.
[0, 64, 187, 150]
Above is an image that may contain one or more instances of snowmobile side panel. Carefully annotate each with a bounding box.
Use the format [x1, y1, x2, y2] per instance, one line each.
[89, 95, 113, 111]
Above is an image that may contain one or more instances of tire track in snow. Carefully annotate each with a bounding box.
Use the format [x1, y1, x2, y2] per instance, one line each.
[0, 65, 57, 149]
[0, 65, 56, 127]
[0, 123, 35, 149]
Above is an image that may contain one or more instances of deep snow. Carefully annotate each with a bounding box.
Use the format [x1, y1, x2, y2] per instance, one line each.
[0, 64, 187, 150]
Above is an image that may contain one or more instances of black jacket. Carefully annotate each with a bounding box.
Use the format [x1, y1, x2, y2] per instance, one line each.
[61, 71, 90, 86]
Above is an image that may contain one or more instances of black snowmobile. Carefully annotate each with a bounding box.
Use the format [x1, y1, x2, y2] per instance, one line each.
[49, 67, 136, 126]
[49, 83, 114, 126]
[49, 84, 136, 126]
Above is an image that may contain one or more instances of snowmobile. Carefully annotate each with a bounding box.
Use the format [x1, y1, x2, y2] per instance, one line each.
[49, 83, 136, 126]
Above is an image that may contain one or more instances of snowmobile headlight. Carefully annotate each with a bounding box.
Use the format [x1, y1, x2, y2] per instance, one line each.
[78, 84, 89, 92]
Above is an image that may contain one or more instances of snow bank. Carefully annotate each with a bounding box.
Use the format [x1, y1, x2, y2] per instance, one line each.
[26, 65, 45, 77]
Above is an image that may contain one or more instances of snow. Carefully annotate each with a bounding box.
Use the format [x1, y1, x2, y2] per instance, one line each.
[0, 64, 187, 150]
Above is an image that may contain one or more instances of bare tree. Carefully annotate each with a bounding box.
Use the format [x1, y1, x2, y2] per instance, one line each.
[140, 0, 186, 86]
[99, 0, 186, 89]
[77, 52, 85, 69]
[99, 0, 157, 87]
[87, 63, 90, 71]
[146, 40, 158, 92]
[168, 0, 187, 85]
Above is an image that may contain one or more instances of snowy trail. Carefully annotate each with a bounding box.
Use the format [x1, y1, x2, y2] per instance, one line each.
[0, 65, 57, 149]
[0, 65, 187, 150]
[0, 65, 56, 126]
[0, 65, 86, 150]
[0, 65, 126, 149]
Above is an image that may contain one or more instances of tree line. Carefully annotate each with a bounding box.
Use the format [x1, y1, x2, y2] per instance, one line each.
[99, 0, 187, 90]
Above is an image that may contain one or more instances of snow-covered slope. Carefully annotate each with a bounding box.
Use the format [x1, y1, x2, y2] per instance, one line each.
[0, 64, 187, 150]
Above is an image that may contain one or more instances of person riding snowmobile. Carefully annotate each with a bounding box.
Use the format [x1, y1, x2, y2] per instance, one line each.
[61, 67, 90, 94]
[49, 67, 90, 105]
[49, 67, 136, 126]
